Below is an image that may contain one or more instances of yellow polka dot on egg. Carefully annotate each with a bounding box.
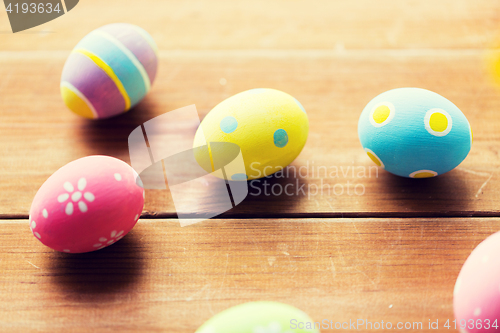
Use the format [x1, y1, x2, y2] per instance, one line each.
[413, 172, 435, 178]
[372, 105, 391, 124]
[429, 112, 448, 132]
[364, 148, 384, 168]
[409, 170, 438, 178]
[367, 151, 381, 166]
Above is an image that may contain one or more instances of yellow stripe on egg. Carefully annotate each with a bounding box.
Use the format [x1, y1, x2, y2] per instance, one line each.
[90, 30, 151, 93]
[73, 48, 131, 111]
[60, 81, 98, 119]
[206, 142, 216, 173]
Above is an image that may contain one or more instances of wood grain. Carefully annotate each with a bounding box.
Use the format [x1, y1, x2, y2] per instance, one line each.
[0, 217, 498, 332]
[1, 51, 500, 217]
[1, 1, 500, 331]
[1, 0, 499, 51]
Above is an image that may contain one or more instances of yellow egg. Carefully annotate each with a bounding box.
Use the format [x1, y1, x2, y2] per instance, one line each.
[193, 88, 309, 180]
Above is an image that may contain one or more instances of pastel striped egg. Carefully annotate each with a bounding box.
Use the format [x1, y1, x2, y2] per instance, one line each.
[61, 23, 158, 119]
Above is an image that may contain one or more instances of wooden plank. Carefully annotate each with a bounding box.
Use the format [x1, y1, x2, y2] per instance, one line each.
[0, 0, 499, 50]
[1, 52, 500, 216]
[0, 217, 498, 332]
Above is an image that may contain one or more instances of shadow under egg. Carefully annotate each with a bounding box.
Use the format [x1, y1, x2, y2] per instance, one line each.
[221, 163, 310, 218]
[74, 97, 161, 160]
[381, 168, 476, 215]
[46, 231, 145, 302]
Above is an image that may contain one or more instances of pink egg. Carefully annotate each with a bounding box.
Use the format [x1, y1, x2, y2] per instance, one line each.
[29, 156, 144, 253]
[454, 231, 500, 332]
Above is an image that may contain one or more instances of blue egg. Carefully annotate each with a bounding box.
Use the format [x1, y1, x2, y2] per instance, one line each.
[358, 88, 472, 178]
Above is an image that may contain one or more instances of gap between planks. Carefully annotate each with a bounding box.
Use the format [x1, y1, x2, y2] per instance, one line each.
[3, 211, 500, 221]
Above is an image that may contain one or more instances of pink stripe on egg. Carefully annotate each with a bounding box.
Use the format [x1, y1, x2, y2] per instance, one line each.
[98, 23, 158, 85]
[61, 52, 126, 119]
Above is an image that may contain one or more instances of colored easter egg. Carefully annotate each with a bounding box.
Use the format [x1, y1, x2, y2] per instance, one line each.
[61, 23, 158, 119]
[358, 88, 472, 178]
[29, 156, 144, 253]
[195, 301, 319, 333]
[193, 88, 309, 180]
[454, 231, 500, 332]
[485, 47, 500, 89]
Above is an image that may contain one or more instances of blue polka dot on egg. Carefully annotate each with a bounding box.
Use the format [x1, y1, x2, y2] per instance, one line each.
[274, 129, 288, 148]
[231, 173, 248, 181]
[220, 116, 238, 134]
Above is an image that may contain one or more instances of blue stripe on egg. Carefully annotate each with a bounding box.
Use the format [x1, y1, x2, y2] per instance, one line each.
[220, 116, 238, 133]
[274, 129, 288, 148]
[75, 32, 148, 107]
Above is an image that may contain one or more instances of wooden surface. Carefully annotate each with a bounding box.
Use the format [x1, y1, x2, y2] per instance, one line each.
[1, 218, 499, 332]
[3, 51, 500, 217]
[1, 0, 500, 332]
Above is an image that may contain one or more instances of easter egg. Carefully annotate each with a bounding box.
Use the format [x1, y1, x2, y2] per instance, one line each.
[193, 88, 309, 180]
[485, 47, 500, 89]
[61, 23, 158, 119]
[29, 155, 144, 253]
[454, 231, 500, 332]
[358, 88, 472, 178]
[195, 301, 319, 333]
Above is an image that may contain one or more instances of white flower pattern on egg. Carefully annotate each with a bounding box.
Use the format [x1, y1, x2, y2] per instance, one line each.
[57, 178, 95, 215]
[29, 218, 41, 239]
[253, 322, 292, 333]
[93, 230, 125, 250]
